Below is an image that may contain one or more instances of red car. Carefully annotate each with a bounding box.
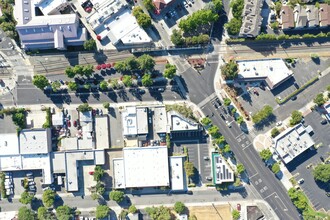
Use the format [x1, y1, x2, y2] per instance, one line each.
[237, 203, 241, 211]
[67, 120, 71, 127]
[73, 120, 77, 127]
[253, 88, 259, 96]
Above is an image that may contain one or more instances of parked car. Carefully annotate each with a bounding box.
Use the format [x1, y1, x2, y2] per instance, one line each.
[321, 119, 327, 125]
[67, 120, 71, 127]
[298, 178, 304, 184]
[73, 120, 77, 127]
[183, 1, 188, 7]
[226, 120, 231, 128]
[320, 156, 325, 162]
[26, 172, 33, 177]
[187, 190, 193, 195]
[203, 156, 210, 160]
[206, 177, 212, 181]
[237, 203, 241, 211]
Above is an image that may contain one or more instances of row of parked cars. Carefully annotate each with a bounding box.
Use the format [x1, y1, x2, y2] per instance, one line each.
[4, 172, 14, 196]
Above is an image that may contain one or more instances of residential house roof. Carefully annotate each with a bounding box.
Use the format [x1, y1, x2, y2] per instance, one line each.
[281, 6, 294, 29]
[319, 4, 330, 27]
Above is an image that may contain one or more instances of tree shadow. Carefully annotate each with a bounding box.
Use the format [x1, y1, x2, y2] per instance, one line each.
[241, 93, 253, 105]
[31, 198, 43, 211]
[64, 52, 79, 67]
[118, 196, 131, 209]
[253, 114, 277, 131]
[117, 89, 129, 101]
[93, 50, 108, 65]
[107, 91, 118, 103]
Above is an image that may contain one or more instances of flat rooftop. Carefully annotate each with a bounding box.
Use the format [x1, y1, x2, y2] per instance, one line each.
[212, 153, 234, 184]
[36, 0, 67, 15]
[122, 106, 138, 136]
[274, 123, 315, 164]
[169, 156, 186, 191]
[153, 106, 167, 133]
[123, 146, 170, 188]
[0, 133, 19, 155]
[136, 107, 148, 135]
[95, 116, 110, 149]
[236, 58, 293, 89]
[19, 129, 51, 154]
[113, 158, 125, 189]
[168, 111, 199, 131]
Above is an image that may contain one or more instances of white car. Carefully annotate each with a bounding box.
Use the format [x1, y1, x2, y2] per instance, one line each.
[226, 120, 231, 128]
[276, 121, 282, 126]
[183, 1, 188, 7]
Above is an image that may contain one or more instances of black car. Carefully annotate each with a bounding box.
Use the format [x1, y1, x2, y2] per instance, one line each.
[187, 190, 193, 195]
[321, 119, 327, 125]
[291, 96, 297, 101]
[320, 156, 325, 162]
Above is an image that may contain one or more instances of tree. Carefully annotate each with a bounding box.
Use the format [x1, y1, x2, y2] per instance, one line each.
[137, 54, 155, 72]
[171, 29, 185, 46]
[145, 206, 171, 220]
[103, 102, 110, 109]
[164, 64, 177, 79]
[95, 205, 110, 219]
[99, 81, 108, 91]
[73, 65, 84, 76]
[201, 117, 212, 126]
[230, 0, 244, 18]
[110, 79, 119, 89]
[83, 39, 96, 50]
[223, 144, 231, 153]
[214, 136, 226, 145]
[77, 103, 92, 112]
[259, 149, 272, 161]
[271, 127, 280, 138]
[51, 81, 61, 92]
[56, 205, 72, 220]
[236, 163, 245, 174]
[270, 21, 279, 30]
[178, 9, 218, 33]
[93, 165, 104, 182]
[142, 74, 153, 87]
[19, 191, 34, 204]
[313, 164, 330, 183]
[275, 2, 282, 16]
[128, 205, 137, 214]
[12, 112, 26, 128]
[166, 134, 171, 148]
[32, 75, 50, 90]
[290, 110, 302, 126]
[224, 98, 231, 106]
[91, 192, 100, 200]
[37, 207, 49, 220]
[122, 75, 133, 87]
[184, 161, 194, 178]
[84, 83, 91, 90]
[236, 116, 244, 125]
[143, 0, 155, 11]
[174, 201, 185, 214]
[225, 17, 242, 35]
[114, 61, 127, 73]
[252, 105, 273, 124]
[208, 125, 219, 137]
[18, 206, 35, 220]
[67, 81, 78, 91]
[65, 67, 75, 78]
[82, 64, 94, 78]
[109, 190, 125, 203]
[272, 163, 281, 174]
[136, 12, 152, 28]
[221, 60, 238, 80]
[95, 182, 105, 195]
[42, 189, 56, 208]
[314, 93, 325, 106]
[232, 210, 240, 220]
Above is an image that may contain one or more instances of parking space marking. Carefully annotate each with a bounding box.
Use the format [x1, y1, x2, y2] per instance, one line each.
[263, 192, 276, 200]
[237, 138, 241, 142]
[250, 173, 258, 178]
[242, 143, 252, 150]
[235, 133, 245, 139]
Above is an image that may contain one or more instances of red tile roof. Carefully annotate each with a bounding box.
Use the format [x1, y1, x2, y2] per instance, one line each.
[319, 4, 330, 27]
[281, 6, 294, 29]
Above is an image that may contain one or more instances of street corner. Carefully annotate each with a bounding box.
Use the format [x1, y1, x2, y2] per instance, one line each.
[253, 134, 270, 152]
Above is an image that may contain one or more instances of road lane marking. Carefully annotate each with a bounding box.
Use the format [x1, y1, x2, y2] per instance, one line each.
[242, 143, 252, 150]
[250, 173, 258, 178]
[263, 192, 276, 200]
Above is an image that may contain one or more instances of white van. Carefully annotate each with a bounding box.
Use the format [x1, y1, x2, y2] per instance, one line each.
[57, 176, 63, 186]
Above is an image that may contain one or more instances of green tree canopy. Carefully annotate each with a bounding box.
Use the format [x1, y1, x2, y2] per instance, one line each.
[103, 102, 110, 109]
[174, 201, 186, 214]
[137, 54, 155, 72]
[164, 64, 177, 79]
[73, 65, 84, 76]
[114, 61, 127, 73]
[171, 29, 185, 46]
[225, 17, 242, 35]
[236, 163, 245, 174]
[67, 81, 78, 91]
[109, 190, 125, 203]
[12, 112, 26, 129]
[145, 206, 171, 220]
[51, 81, 61, 92]
[143, 0, 155, 11]
[201, 117, 212, 126]
[313, 164, 330, 183]
[230, 0, 244, 19]
[314, 93, 325, 106]
[77, 103, 92, 112]
[223, 144, 231, 153]
[65, 67, 76, 78]
[214, 136, 226, 145]
[224, 98, 231, 106]
[19, 191, 34, 204]
[178, 9, 218, 33]
[271, 127, 280, 138]
[232, 210, 240, 220]
[290, 110, 303, 126]
[236, 116, 244, 125]
[42, 189, 56, 208]
[122, 75, 133, 87]
[99, 81, 108, 91]
[110, 79, 119, 89]
[37, 207, 51, 220]
[56, 205, 73, 220]
[18, 206, 35, 220]
[252, 105, 273, 124]
[33, 75, 50, 90]
[83, 39, 96, 50]
[95, 205, 110, 219]
[184, 161, 194, 178]
[259, 149, 272, 161]
[208, 125, 219, 137]
[82, 64, 94, 78]
[142, 74, 153, 87]
[272, 163, 281, 174]
[129, 205, 138, 214]
[221, 60, 238, 80]
[132, 7, 152, 28]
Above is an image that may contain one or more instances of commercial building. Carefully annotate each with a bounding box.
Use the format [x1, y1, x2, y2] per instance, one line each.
[95, 116, 110, 149]
[0, 129, 53, 184]
[153, 0, 174, 11]
[239, 0, 263, 38]
[85, 0, 151, 46]
[113, 146, 186, 190]
[273, 123, 315, 164]
[167, 110, 200, 133]
[14, 0, 87, 50]
[122, 106, 149, 138]
[322, 101, 330, 121]
[236, 58, 294, 90]
[212, 153, 234, 184]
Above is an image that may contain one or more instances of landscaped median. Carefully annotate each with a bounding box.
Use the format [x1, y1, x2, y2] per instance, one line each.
[275, 76, 319, 105]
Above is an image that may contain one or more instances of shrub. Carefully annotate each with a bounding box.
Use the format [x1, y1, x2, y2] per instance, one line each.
[271, 127, 280, 138]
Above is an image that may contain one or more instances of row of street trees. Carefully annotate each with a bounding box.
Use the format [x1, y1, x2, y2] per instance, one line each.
[132, 6, 152, 28]
[65, 64, 94, 79]
[178, 9, 219, 33]
[171, 30, 210, 46]
[225, 0, 244, 35]
[252, 105, 273, 124]
[114, 55, 155, 73]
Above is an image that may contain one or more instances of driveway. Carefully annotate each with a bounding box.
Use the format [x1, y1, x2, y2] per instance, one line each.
[286, 111, 330, 211]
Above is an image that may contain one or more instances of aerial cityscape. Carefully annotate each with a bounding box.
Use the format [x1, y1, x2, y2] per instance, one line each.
[0, 0, 329, 219]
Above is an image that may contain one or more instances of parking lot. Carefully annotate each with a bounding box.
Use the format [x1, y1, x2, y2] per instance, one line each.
[172, 140, 212, 185]
[286, 111, 330, 211]
[108, 107, 124, 148]
[0, 115, 16, 134]
[11, 170, 44, 197]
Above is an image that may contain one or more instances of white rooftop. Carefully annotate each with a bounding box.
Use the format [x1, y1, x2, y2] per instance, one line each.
[123, 146, 169, 188]
[136, 107, 148, 135]
[274, 123, 315, 164]
[52, 111, 63, 126]
[169, 156, 185, 191]
[212, 153, 234, 184]
[168, 111, 199, 131]
[79, 111, 93, 123]
[19, 129, 51, 154]
[236, 58, 293, 89]
[323, 101, 330, 121]
[36, 0, 68, 15]
[153, 106, 167, 133]
[113, 158, 125, 189]
[0, 133, 19, 155]
[122, 106, 138, 136]
[95, 116, 110, 149]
